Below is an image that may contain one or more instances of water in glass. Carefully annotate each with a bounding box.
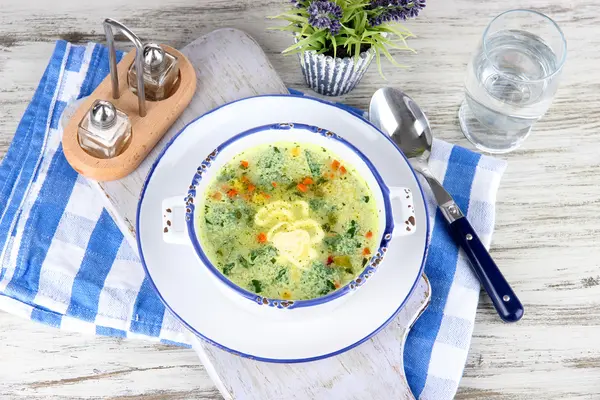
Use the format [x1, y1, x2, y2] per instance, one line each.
[459, 11, 566, 153]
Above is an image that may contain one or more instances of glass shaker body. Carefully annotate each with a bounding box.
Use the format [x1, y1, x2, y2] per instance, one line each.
[78, 100, 132, 159]
[128, 45, 179, 101]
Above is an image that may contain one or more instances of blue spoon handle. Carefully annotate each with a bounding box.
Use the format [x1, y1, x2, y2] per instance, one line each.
[449, 217, 524, 323]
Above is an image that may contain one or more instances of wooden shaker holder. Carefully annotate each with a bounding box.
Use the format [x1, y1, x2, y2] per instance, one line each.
[62, 18, 196, 181]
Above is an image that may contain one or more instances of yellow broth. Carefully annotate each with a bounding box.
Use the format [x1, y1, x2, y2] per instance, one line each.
[196, 142, 380, 300]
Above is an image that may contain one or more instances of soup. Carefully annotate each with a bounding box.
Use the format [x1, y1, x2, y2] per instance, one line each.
[196, 142, 379, 301]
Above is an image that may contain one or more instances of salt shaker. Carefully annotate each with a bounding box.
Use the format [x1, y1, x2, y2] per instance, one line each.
[128, 43, 180, 101]
[78, 100, 132, 159]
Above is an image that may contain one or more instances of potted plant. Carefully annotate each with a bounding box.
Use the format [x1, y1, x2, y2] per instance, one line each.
[271, 0, 425, 96]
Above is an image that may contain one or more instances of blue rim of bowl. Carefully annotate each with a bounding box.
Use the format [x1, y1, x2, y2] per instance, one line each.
[183, 122, 395, 310]
[136, 94, 431, 363]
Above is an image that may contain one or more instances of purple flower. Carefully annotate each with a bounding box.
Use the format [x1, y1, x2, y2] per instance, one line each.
[307, 1, 343, 35]
[329, 19, 342, 35]
[368, 0, 425, 26]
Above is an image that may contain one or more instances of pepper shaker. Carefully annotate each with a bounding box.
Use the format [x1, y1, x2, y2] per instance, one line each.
[128, 43, 180, 101]
[77, 100, 132, 159]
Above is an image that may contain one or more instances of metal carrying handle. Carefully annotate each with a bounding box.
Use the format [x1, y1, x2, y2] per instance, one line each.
[103, 18, 147, 117]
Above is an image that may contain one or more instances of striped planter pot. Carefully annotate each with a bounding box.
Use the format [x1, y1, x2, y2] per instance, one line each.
[298, 48, 375, 96]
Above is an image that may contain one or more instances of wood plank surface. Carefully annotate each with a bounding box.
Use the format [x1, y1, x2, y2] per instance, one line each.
[1, 0, 599, 399]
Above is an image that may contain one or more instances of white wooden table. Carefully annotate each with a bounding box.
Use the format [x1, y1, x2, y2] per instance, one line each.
[1, 0, 599, 398]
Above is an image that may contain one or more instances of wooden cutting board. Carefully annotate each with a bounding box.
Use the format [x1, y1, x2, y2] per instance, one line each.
[91, 27, 431, 400]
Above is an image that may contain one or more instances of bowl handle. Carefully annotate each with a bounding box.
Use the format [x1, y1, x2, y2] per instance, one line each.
[161, 196, 189, 245]
[389, 187, 416, 237]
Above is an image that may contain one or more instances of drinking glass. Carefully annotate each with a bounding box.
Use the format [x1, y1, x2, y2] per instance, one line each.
[458, 9, 567, 153]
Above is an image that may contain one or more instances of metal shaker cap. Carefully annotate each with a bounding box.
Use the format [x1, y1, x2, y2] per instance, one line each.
[90, 100, 117, 129]
[143, 43, 166, 71]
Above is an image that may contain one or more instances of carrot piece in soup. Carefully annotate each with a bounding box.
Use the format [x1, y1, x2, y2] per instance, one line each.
[331, 160, 340, 170]
[365, 231, 373, 238]
[240, 160, 249, 169]
[303, 177, 314, 185]
[362, 247, 371, 256]
[257, 233, 267, 243]
[297, 183, 308, 193]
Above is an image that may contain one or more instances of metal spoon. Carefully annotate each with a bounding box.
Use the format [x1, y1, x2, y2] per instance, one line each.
[369, 87, 524, 323]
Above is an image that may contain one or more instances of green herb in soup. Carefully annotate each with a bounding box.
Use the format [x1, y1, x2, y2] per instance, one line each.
[197, 142, 380, 301]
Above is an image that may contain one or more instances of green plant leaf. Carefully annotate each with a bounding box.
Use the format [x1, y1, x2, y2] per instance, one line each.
[381, 39, 414, 52]
[341, 24, 356, 35]
[361, 30, 390, 40]
[376, 34, 411, 49]
[344, 2, 370, 15]
[269, 25, 303, 33]
[375, 24, 415, 40]
[266, 12, 290, 20]
[336, 36, 349, 46]
[373, 43, 385, 79]
[343, 36, 360, 52]
[378, 43, 405, 68]
[284, 15, 310, 24]
[300, 23, 310, 36]
[358, 11, 367, 33]
[283, 45, 318, 55]
[282, 30, 327, 54]
[331, 34, 337, 58]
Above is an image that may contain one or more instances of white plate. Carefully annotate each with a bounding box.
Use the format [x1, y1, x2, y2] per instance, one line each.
[137, 95, 430, 362]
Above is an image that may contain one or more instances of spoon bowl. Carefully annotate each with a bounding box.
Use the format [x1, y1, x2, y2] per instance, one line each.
[369, 88, 432, 168]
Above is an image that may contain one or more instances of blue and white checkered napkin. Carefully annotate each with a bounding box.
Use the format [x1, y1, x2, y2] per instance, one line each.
[0, 41, 506, 400]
